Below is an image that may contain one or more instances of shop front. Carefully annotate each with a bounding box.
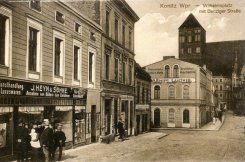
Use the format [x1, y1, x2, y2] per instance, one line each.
[0, 78, 87, 159]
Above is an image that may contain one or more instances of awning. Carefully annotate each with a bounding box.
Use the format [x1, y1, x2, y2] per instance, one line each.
[55, 106, 72, 111]
[0, 107, 13, 114]
[19, 106, 44, 112]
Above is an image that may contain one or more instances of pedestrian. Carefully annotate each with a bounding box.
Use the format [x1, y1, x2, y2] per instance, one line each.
[212, 116, 216, 125]
[117, 118, 125, 141]
[29, 123, 42, 162]
[53, 123, 66, 161]
[16, 120, 25, 162]
[40, 119, 54, 162]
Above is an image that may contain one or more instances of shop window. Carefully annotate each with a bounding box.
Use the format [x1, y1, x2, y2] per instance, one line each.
[168, 108, 175, 123]
[74, 22, 81, 33]
[74, 107, 85, 144]
[154, 85, 160, 99]
[86, 113, 91, 134]
[106, 10, 110, 35]
[168, 85, 175, 99]
[114, 18, 118, 42]
[114, 58, 119, 82]
[173, 65, 179, 78]
[183, 109, 190, 123]
[30, 0, 41, 11]
[164, 65, 170, 78]
[56, 11, 65, 24]
[183, 85, 189, 99]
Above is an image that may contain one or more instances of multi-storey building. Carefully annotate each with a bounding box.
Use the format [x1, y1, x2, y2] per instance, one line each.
[0, 1, 102, 159]
[70, 0, 139, 136]
[145, 57, 214, 128]
[212, 76, 232, 110]
[135, 63, 151, 135]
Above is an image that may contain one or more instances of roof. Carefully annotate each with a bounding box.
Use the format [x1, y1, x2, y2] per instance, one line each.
[135, 63, 151, 82]
[179, 13, 204, 29]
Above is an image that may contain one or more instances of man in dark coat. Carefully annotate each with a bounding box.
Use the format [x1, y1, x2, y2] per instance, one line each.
[40, 119, 54, 162]
[117, 118, 125, 141]
[15, 120, 30, 162]
[53, 123, 66, 161]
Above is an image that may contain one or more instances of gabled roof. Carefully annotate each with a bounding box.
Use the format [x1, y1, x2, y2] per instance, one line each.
[179, 13, 204, 29]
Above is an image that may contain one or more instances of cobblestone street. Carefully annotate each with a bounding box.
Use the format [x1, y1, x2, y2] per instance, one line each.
[62, 111, 245, 162]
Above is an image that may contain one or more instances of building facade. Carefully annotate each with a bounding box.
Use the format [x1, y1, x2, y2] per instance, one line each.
[69, 0, 139, 136]
[0, 1, 102, 159]
[135, 63, 151, 135]
[145, 57, 214, 128]
[212, 76, 232, 110]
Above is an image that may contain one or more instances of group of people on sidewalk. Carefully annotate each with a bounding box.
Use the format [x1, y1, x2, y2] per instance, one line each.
[15, 119, 66, 162]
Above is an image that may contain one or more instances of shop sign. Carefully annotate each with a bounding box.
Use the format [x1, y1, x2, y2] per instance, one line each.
[0, 79, 86, 99]
[180, 67, 196, 73]
[147, 67, 164, 75]
[152, 78, 195, 83]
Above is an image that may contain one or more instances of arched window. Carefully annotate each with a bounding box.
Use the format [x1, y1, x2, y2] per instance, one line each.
[168, 85, 175, 99]
[183, 109, 190, 123]
[154, 85, 160, 99]
[154, 108, 160, 127]
[183, 85, 189, 99]
[173, 65, 179, 78]
[164, 65, 170, 78]
[168, 108, 175, 123]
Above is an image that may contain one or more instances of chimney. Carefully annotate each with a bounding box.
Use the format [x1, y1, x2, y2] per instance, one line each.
[163, 56, 175, 60]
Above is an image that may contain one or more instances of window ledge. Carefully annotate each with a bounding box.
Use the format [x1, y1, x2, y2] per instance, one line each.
[0, 65, 9, 76]
[28, 71, 40, 80]
[54, 75, 63, 83]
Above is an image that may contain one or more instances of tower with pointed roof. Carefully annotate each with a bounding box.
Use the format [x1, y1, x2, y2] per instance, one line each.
[178, 13, 206, 66]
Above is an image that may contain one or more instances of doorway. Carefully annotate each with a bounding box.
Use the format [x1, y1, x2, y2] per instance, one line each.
[91, 105, 97, 143]
[154, 108, 160, 127]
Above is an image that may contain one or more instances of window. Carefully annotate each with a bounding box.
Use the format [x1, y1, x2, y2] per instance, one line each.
[122, 24, 125, 46]
[220, 85, 223, 90]
[28, 27, 38, 71]
[146, 88, 149, 104]
[89, 52, 94, 83]
[164, 65, 170, 78]
[173, 65, 179, 78]
[180, 48, 184, 54]
[154, 85, 160, 99]
[196, 47, 200, 53]
[137, 84, 140, 103]
[114, 58, 119, 82]
[183, 109, 189, 123]
[0, 14, 10, 67]
[142, 86, 145, 103]
[180, 36, 185, 43]
[195, 35, 201, 42]
[129, 29, 132, 50]
[129, 65, 132, 85]
[54, 38, 62, 76]
[187, 48, 192, 54]
[168, 85, 175, 99]
[115, 18, 118, 42]
[105, 53, 110, 80]
[30, 0, 41, 11]
[27, 18, 42, 79]
[183, 85, 189, 99]
[56, 11, 64, 24]
[74, 22, 81, 33]
[122, 61, 126, 84]
[188, 35, 192, 42]
[168, 109, 175, 123]
[106, 10, 110, 35]
[73, 45, 80, 80]
[220, 79, 222, 82]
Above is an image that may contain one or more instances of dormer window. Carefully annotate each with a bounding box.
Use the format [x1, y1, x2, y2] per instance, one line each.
[56, 11, 64, 24]
[30, 0, 41, 12]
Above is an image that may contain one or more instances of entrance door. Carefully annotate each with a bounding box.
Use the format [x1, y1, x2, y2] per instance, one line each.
[136, 115, 140, 135]
[114, 99, 118, 134]
[91, 105, 96, 143]
[105, 99, 111, 135]
[154, 108, 160, 127]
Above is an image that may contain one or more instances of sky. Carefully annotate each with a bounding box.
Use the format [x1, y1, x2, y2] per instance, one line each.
[125, 0, 245, 67]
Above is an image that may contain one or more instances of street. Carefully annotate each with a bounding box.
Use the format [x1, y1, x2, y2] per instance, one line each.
[62, 111, 245, 162]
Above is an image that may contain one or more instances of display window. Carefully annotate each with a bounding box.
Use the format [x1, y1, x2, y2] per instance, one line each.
[0, 107, 13, 157]
[54, 106, 72, 142]
[74, 106, 86, 144]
